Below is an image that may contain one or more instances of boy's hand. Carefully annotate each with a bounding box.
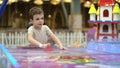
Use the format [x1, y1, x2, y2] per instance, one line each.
[43, 43, 50, 48]
[60, 46, 67, 50]
[44, 43, 54, 51]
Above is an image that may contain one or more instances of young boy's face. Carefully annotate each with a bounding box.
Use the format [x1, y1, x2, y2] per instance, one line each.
[32, 14, 44, 28]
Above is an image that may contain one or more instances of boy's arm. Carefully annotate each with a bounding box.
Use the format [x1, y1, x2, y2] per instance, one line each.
[50, 33, 67, 49]
[28, 33, 47, 48]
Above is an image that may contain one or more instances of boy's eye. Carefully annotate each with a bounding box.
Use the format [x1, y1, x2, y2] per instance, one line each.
[41, 17, 44, 20]
[36, 18, 40, 20]
[35, 17, 44, 20]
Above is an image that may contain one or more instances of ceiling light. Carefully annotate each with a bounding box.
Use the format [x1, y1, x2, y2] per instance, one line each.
[23, 0, 30, 2]
[84, 0, 92, 8]
[51, 0, 60, 5]
[63, 0, 72, 3]
[34, 0, 43, 5]
[0, 1, 2, 4]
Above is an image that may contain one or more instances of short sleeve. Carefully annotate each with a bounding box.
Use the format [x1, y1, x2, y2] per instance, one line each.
[45, 25, 53, 36]
[28, 26, 34, 34]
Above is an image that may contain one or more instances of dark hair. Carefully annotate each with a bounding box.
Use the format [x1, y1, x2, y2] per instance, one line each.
[29, 7, 44, 19]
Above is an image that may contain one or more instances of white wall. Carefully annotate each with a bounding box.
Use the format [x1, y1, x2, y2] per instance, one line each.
[100, 6, 113, 21]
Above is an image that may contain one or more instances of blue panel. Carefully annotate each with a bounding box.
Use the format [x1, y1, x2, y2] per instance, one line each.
[0, 0, 8, 16]
[0, 44, 20, 68]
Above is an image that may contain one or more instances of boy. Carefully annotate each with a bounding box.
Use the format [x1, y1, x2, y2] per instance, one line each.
[28, 7, 67, 49]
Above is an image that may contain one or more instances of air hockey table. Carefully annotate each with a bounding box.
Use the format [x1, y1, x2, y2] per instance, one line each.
[0, 44, 120, 68]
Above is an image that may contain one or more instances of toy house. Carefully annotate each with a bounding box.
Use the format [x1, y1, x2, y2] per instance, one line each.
[88, 0, 120, 40]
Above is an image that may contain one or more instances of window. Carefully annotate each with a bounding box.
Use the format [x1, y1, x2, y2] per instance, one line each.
[103, 25, 108, 32]
[103, 9, 109, 17]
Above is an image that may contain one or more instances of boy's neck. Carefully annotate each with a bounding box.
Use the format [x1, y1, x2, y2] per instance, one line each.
[33, 26, 42, 29]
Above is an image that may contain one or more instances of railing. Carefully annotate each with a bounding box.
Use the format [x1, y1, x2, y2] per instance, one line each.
[0, 30, 87, 48]
[54, 30, 87, 47]
[0, 44, 20, 68]
[0, 30, 28, 48]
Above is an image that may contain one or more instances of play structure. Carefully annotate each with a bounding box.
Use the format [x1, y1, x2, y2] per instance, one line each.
[88, 0, 120, 40]
[87, 0, 120, 53]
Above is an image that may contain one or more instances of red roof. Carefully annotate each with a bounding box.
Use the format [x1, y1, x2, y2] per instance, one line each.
[98, 0, 115, 6]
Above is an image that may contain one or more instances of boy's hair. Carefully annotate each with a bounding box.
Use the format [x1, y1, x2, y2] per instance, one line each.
[29, 7, 44, 19]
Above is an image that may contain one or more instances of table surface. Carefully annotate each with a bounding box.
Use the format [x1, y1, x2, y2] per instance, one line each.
[7, 47, 120, 68]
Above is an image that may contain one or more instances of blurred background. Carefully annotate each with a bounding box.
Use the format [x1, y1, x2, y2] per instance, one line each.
[0, 0, 120, 30]
[0, 0, 120, 48]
